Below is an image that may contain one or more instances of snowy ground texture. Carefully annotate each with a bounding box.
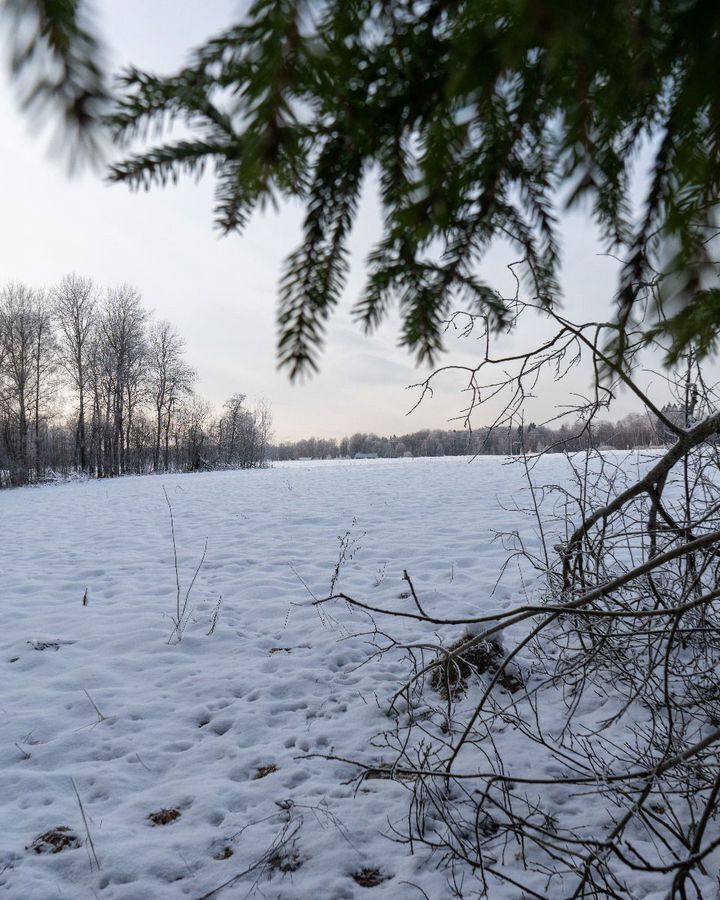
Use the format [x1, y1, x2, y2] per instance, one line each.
[0, 455, 658, 899]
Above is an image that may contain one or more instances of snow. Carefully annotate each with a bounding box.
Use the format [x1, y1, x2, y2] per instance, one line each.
[0, 454, 670, 898]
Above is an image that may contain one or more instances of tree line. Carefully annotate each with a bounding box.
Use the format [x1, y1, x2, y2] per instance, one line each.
[0, 276, 272, 488]
[272, 412, 678, 461]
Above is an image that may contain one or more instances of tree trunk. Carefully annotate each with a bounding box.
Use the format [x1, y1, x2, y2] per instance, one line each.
[77, 383, 86, 471]
[154, 405, 163, 470]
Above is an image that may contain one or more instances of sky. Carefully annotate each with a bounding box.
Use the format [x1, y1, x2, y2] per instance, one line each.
[0, 1, 669, 441]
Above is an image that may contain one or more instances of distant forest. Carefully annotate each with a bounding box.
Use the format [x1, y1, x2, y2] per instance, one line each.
[0, 278, 271, 488]
[0, 274, 687, 489]
[271, 410, 684, 461]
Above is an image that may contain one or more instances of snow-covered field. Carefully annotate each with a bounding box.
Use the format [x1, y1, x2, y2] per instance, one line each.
[0, 455, 637, 899]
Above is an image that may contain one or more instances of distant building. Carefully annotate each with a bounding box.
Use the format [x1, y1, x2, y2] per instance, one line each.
[353, 452, 379, 459]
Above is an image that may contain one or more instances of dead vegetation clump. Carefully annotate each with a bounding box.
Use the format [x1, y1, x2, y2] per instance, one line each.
[148, 807, 181, 826]
[352, 867, 390, 887]
[253, 764, 278, 780]
[28, 827, 80, 854]
[268, 850, 303, 873]
[430, 633, 523, 698]
[213, 846, 234, 860]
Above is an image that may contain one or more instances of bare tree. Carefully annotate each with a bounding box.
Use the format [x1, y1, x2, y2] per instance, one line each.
[216, 393, 270, 469]
[86, 321, 111, 477]
[99, 285, 147, 475]
[52, 274, 96, 472]
[0, 277, 268, 484]
[0, 283, 55, 484]
[182, 396, 213, 470]
[31, 291, 56, 478]
[254, 398, 273, 465]
[0, 284, 33, 483]
[219, 392, 245, 465]
[147, 320, 195, 471]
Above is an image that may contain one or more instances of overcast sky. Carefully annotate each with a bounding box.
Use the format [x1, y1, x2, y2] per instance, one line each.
[0, 1, 666, 441]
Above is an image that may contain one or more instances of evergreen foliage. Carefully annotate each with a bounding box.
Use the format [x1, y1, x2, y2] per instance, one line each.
[105, 0, 720, 376]
[6, 1, 720, 375]
[3, 0, 109, 161]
